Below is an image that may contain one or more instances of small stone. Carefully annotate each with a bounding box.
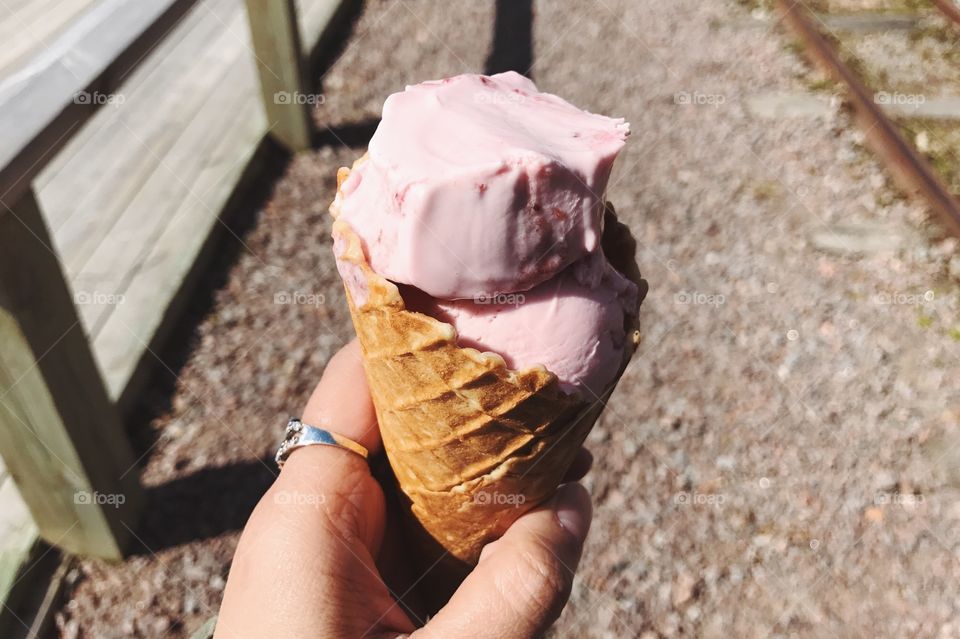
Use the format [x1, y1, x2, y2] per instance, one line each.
[152, 617, 172, 634]
[949, 255, 960, 280]
[715, 455, 735, 470]
[873, 470, 897, 492]
[865, 507, 884, 523]
[672, 571, 699, 607]
[808, 222, 910, 256]
[183, 592, 199, 615]
[58, 616, 80, 639]
[65, 568, 81, 586]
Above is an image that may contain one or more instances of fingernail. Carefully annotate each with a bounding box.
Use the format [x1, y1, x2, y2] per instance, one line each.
[553, 483, 592, 542]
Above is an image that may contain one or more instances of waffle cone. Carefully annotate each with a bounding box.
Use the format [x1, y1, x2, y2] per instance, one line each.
[330, 163, 644, 571]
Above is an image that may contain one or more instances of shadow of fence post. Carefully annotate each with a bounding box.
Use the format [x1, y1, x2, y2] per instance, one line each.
[485, 0, 534, 78]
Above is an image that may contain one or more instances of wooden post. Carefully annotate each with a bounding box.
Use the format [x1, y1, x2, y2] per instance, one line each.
[0, 189, 141, 560]
[245, 0, 312, 151]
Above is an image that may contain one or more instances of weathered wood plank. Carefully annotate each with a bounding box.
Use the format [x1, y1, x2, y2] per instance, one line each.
[93, 61, 268, 406]
[0, 0, 99, 81]
[36, 0, 339, 260]
[36, 0, 236, 237]
[40, 0, 248, 283]
[0, 0, 198, 205]
[245, 0, 311, 151]
[0, 190, 141, 559]
[76, 43, 255, 340]
[35, 0, 344, 409]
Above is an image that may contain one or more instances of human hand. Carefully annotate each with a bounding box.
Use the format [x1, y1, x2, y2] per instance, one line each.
[216, 340, 593, 638]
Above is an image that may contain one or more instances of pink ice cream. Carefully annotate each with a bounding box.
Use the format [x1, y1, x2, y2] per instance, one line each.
[334, 72, 636, 398]
[401, 253, 637, 397]
[335, 71, 629, 300]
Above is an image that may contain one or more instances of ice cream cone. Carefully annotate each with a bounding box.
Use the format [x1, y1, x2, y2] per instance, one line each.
[331, 162, 644, 582]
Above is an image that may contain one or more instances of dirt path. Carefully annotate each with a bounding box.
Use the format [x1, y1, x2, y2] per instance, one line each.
[56, 1, 960, 637]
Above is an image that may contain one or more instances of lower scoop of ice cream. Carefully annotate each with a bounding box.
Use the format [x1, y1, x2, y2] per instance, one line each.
[400, 253, 638, 398]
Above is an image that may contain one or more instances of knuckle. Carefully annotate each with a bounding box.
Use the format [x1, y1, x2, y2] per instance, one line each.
[506, 540, 574, 620]
[317, 472, 376, 543]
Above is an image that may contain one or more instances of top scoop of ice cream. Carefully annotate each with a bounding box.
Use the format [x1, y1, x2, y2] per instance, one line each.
[335, 71, 629, 300]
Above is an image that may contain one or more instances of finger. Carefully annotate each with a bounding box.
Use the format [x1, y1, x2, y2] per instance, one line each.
[217, 341, 411, 638]
[279, 338, 385, 551]
[301, 338, 382, 455]
[217, 444, 411, 638]
[562, 447, 593, 482]
[415, 483, 592, 639]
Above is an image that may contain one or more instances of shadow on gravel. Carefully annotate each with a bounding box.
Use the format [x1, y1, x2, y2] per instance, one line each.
[485, 0, 534, 78]
[307, 0, 380, 150]
[309, 0, 364, 89]
[132, 459, 276, 554]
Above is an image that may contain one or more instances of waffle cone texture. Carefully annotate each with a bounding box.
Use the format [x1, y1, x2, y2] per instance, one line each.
[331, 163, 645, 566]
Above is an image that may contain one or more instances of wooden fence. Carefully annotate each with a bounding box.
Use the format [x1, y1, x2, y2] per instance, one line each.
[0, 0, 343, 567]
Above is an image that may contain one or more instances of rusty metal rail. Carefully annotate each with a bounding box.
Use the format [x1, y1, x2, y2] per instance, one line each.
[775, 0, 960, 238]
[932, 0, 960, 26]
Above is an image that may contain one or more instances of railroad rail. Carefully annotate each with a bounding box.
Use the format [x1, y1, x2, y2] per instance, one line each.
[932, 0, 960, 26]
[775, 0, 960, 238]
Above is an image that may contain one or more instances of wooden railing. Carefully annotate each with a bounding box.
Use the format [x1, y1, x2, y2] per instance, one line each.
[0, 0, 342, 562]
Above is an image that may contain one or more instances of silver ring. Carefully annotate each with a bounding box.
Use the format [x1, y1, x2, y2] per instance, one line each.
[275, 418, 369, 468]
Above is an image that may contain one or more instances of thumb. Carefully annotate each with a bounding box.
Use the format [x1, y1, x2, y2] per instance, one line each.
[414, 483, 592, 639]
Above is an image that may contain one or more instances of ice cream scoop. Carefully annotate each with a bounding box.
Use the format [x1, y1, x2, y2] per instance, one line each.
[335, 71, 629, 300]
[400, 252, 637, 397]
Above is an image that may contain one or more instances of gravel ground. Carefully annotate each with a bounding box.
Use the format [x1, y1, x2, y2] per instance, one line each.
[55, 1, 960, 637]
[839, 10, 960, 95]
